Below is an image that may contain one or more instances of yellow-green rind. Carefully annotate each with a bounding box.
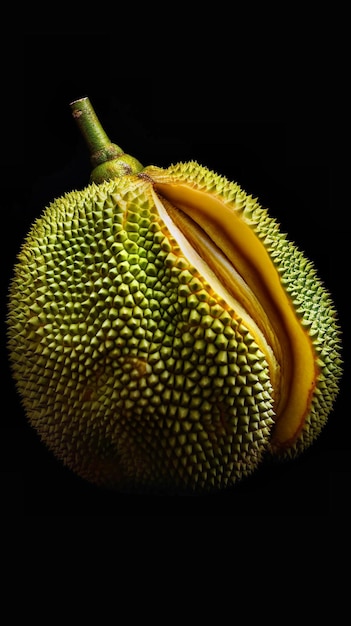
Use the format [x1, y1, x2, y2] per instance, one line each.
[7, 174, 277, 492]
[145, 161, 343, 459]
[7, 160, 343, 492]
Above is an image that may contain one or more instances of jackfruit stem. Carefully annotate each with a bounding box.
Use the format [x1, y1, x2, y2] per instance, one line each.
[70, 97, 123, 166]
[70, 97, 144, 182]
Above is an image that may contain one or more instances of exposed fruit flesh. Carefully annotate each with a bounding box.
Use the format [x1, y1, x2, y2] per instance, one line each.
[151, 180, 319, 449]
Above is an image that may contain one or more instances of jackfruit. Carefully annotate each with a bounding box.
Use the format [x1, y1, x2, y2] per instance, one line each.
[6, 97, 343, 493]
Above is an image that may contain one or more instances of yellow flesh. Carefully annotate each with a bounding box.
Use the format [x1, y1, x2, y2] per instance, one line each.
[153, 182, 318, 448]
[152, 190, 281, 400]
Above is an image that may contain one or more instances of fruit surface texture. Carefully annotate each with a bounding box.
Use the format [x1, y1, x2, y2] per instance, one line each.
[7, 98, 342, 492]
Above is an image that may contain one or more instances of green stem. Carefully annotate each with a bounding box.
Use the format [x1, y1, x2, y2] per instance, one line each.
[70, 97, 144, 182]
[70, 97, 123, 166]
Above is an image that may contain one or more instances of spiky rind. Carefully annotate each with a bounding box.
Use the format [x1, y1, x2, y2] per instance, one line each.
[7, 175, 277, 492]
[145, 162, 343, 457]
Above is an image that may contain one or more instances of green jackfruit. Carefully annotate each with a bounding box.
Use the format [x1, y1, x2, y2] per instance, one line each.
[6, 97, 343, 493]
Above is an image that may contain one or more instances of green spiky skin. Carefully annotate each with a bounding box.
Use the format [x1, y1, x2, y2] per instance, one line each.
[145, 162, 343, 460]
[7, 162, 343, 492]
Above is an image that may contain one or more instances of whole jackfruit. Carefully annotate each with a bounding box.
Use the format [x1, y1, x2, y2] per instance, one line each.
[7, 97, 343, 493]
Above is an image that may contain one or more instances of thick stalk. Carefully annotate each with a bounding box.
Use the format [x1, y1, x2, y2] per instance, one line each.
[70, 97, 123, 166]
[70, 97, 144, 181]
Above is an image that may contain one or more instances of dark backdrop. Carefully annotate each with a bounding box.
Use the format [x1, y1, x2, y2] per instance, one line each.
[1, 31, 348, 516]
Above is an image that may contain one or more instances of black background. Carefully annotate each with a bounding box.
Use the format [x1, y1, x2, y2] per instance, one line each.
[1, 29, 349, 516]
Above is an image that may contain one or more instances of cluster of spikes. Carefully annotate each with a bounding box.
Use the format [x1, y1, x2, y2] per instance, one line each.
[6, 97, 343, 493]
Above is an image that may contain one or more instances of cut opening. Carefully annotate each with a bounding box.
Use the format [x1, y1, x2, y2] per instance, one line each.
[151, 181, 318, 450]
